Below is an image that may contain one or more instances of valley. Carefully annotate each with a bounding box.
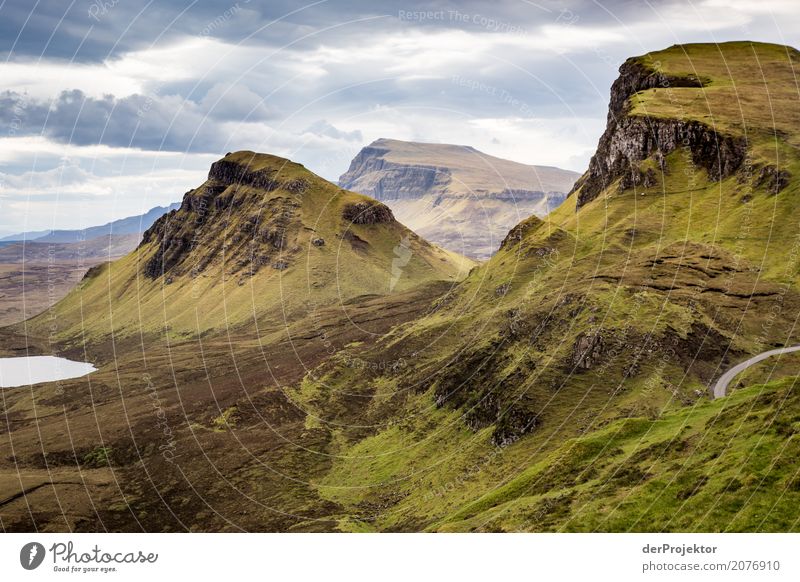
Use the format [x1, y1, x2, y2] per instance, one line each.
[1, 41, 799, 533]
[0, 206, 178, 327]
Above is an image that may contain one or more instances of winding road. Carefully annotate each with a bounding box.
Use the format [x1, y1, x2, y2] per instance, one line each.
[712, 345, 800, 398]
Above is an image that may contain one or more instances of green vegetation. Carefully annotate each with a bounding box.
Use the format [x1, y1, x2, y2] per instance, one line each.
[212, 407, 239, 431]
[5, 42, 800, 533]
[82, 446, 113, 468]
[23, 150, 473, 344]
[437, 376, 800, 531]
[300, 41, 800, 532]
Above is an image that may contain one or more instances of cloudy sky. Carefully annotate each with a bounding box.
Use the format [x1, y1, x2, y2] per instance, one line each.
[0, 0, 798, 235]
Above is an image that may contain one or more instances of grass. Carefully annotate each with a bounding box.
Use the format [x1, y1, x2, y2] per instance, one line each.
[82, 446, 113, 468]
[212, 406, 238, 431]
[431, 375, 800, 531]
[7, 42, 800, 533]
[22, 151, 473, 344]
[302, 42, 800, 532]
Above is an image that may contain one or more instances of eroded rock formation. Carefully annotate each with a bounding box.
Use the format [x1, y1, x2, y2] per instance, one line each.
[570, 59, 747, 208]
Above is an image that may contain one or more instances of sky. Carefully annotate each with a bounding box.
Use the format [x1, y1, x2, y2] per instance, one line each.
[0, 0, 798, 236]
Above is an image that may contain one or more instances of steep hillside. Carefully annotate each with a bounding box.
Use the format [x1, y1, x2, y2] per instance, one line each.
[24, 151, 471, 343]
[339, 139, 578, 259]
[3, 43, 800, 534]
[286, 41, 800, 531]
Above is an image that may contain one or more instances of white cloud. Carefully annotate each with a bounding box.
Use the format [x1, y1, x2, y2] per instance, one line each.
[0, 137, 215, 232]
[2, 0, 800, 235]
[303, 119, 362, 141]
[200, 82, 273, 121]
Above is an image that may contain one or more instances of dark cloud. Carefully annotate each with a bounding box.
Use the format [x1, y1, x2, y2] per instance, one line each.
[0, 0, 287, 62]
[0, 88, 273, 153]
[0, 0, 676, 62]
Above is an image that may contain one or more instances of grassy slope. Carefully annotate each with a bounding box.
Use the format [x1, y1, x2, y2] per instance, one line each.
[5, 44, 798, 533]
[304, 42, 800, 531]
[23, 151, 473, 344]
[585, 41, 800, 281]
[439, 375, 800, 532]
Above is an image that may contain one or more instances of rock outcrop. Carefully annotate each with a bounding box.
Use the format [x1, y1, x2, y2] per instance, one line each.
[339, 144, 453, 200]
[141, 153, 333, 280]
[569, 330, 605, 371]
[570, 59, 747, 208]
[342, 201, 395, 225]
[138, 151, 469, 292]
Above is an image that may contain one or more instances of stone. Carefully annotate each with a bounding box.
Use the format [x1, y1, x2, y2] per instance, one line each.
[342, 201, 395, 224]
[570, 59, 745, 209]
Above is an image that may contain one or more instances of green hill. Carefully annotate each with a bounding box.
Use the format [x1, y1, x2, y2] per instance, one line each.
[22, 151, 472, 343]
[288, 41, 800, 531]
[3, 42, 800, 533]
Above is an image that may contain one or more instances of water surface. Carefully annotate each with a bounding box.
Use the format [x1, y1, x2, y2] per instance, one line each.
[0, 356, 97, 388]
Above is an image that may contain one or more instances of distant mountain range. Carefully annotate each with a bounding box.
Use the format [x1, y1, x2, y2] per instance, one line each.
[0, 203, 180, 244]
[339, 138, 579, 259]
[0, 203, 179, 326]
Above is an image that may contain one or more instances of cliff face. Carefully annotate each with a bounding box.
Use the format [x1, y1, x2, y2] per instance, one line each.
[338, 144, 453, 200]
[571, 59, 748, 208]
[338, 139, 578, 259]
[141, 157, 307, 280]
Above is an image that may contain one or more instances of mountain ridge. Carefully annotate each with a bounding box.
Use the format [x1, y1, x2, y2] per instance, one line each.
[0, 203, 180, 244]
[23, 150, 472, 342]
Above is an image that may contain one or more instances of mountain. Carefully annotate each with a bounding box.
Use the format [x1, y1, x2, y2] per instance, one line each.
[277, 41, 800, 531]
[3, 42, 800, 534]
[338, 139, 579, 259]
[0, 229, 52, 242]
[0, 234, 140, 263]
[0, 203, 180, 244]
[24, 151, 472, 342]
[310, 41, 800, 530]
[0, 150, 473, 532]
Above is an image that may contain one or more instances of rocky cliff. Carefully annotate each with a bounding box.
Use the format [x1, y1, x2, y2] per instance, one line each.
[339, 139, 578, 259]
[142, 152, 409, 282]
[339, 143, 453, 200]
[570, 59, 748, 208]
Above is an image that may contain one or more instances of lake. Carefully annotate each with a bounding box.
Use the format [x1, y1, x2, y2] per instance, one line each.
[0, 356, 97, 388]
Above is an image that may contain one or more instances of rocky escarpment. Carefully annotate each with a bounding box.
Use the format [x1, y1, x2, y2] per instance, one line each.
[570, 59, 747, 208]
[142, 194, 301, 280]
[339, 145, 453, 200]
[339, 139, 578, 259]
[339, 142, 570, 203]
[139, 152, 432, 282]
[205, 159, 311, 195]
[342, 201, 395, 225]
